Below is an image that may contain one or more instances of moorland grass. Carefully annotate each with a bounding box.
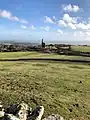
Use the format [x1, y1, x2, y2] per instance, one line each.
[0, 52, 90, 61]
[0, 61, 90, 120]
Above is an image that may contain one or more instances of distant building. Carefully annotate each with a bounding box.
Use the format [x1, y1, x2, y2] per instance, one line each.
[41, 39, 45, 48]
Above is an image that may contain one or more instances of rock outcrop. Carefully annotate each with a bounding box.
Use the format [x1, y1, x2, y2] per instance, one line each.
[0, 102, 64, 120]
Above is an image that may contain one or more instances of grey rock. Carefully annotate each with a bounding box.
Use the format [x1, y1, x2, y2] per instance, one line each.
[43, 114, 64, 120]
[0, 102, 64, 120]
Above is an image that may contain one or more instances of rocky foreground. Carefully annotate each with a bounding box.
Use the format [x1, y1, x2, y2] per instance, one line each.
[0, 102, 64, 120]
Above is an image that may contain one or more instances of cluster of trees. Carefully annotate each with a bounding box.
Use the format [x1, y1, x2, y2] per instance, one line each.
[0, 39, 46, 52]
[1, 42, 89, 57]
[0, 44, 41, 52]
[0, 42, 71, 53]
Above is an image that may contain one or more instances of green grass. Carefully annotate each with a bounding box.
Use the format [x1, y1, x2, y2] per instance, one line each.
[72, 46, 90, 52]
[0, 52, 90, 61]
[0, 61, 90, 120]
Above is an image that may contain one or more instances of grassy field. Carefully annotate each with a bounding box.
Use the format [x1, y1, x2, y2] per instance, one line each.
[72, 46, 90, 52]
[0, 52, 90, 61]
[0, 60, 90, 120]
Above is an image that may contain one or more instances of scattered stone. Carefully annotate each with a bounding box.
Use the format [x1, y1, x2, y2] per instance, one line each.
[74, 89, 78, 92]
[83, 106, 85, 108]
[75, 104, 79, 108]
[0, 102, 5, 118]
[4, 114, 20, 120]
[17, 102, 29, 120]
[69, 108, 72, 112]
[0, 102, 3, 111]
[5, 104, 19, 115]
[0, 102, 64, 120]
[28, 106, 44, 120]
[79, 81, 82, 84]
[42, 114, 64, 120]
[0, 111, 4, 118]
[73, 104, 79, 108]
[0, 102, 44, 120]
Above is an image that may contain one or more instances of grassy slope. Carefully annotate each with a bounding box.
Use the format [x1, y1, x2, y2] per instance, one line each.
[0, 61, 90, 120]
[72, 46, 90, 52]
[0, 52, 90, 61]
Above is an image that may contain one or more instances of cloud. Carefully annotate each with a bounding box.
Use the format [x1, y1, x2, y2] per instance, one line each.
[79, 31, 83, 36]
[57, 29, 63, 34]
[44, 16, 55, 24]
[63, 14, 78, 23]
[58, 20, 67, 27]
[31, 25, 36, 30]
[68, 23, 76, 29]
[53, 16, 56, 20]
[70, 22, 90, 30]
[58, 21, 76, 30]
[20, 19, 28, 24]
[75, 23, 88, 30]
[21, 25, 27, 29]
[62, 4, 80, 12]
[73, 30, 90, 41]
[21, 24, 36, 30]
[58, 14, 90, 30]
[0, 9, 28, 24]
[58, 14, 78, 29]
[59, 17, 90, 30]
[73, 32, 77, 37]
[40, 26, 50, 32]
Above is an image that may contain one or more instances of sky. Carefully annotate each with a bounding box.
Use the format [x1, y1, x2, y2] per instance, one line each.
[0, 0, 90, 44]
